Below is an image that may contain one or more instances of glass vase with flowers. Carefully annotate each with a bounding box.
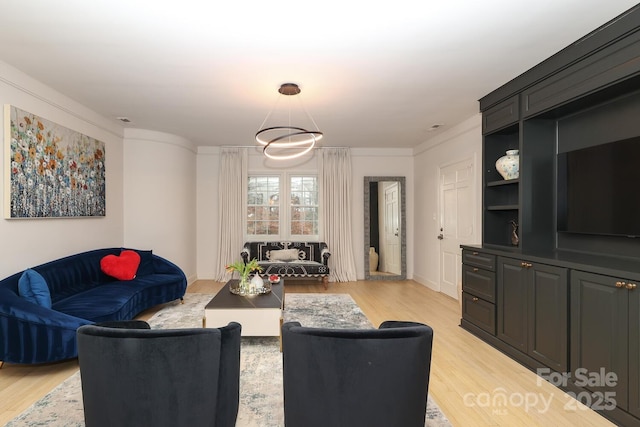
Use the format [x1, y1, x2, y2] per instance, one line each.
[225, 258, 265, 296]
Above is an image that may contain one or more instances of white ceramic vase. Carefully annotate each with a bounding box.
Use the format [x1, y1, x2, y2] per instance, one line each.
[495, 149, 519, 180]
[369, 247, 379, 272]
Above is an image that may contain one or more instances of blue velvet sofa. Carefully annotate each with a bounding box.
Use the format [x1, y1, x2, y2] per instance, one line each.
[241, 241, 330, 288]
[0, 248, 187, 365]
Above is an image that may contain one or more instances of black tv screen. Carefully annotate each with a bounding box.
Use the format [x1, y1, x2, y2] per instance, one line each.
[558, 136, 640, 238]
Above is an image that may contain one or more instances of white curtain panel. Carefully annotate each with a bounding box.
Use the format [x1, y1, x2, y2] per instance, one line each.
[319, 148, 358, 282]
[213, 148, 248, 281]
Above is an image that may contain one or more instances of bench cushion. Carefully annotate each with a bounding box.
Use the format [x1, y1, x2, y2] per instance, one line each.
[258, 261, 328, 277]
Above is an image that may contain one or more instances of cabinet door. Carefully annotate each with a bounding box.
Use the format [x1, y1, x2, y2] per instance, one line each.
[482, 95, 519, 134]
[497, 257, 528, 352]
[522, 30, 640, 118]
[528, 264, 568, 372]
[571, 271, 628, 410]
[629, 279, 640, 418]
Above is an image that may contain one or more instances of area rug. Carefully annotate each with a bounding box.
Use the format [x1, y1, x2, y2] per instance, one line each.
[7, 293, 451, 427]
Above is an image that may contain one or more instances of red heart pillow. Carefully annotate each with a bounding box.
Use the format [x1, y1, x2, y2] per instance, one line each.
[100, 250, 141, 281]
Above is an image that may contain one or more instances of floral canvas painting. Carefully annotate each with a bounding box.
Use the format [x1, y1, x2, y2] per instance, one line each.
[4, 105, 106, 218]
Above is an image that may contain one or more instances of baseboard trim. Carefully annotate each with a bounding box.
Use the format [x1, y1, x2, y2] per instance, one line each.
[412, 274, 439, 292]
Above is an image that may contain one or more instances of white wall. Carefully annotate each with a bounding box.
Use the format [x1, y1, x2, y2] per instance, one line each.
[123, 129, 197, 283]
[196, 146, 220, 279]
[196, 146, 414, 280]
[412, 114, 482, 291]
[0, 61, 125, 279]
[351, 148, 414, 280]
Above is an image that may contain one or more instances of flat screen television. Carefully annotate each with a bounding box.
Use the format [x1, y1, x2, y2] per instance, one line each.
[557, 136, 640, 238]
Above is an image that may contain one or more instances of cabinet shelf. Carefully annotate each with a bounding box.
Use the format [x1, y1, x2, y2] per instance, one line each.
[487, 204, 519, 211]
[487, 178, 519, 187]
[483, 122, 521, 248]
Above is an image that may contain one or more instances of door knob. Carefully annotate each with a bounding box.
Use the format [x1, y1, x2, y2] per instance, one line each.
[437, 234, 444, 240]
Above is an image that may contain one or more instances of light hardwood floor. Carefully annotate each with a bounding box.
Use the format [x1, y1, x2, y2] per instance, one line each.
[0, 280, 614, 426]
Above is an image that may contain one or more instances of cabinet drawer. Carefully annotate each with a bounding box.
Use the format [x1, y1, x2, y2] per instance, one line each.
[463, 250, 496, 271]
[463, 265, 496, 303]
[462, 292, 496, 335]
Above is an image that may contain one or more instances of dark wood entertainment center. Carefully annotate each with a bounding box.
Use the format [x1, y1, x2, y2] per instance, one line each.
[461, 5, 640, 426]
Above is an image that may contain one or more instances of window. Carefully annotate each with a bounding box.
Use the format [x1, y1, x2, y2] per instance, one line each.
[247, 174, 319, 239]
[247, 176, 279, 236]
[290, 176, 318, 236]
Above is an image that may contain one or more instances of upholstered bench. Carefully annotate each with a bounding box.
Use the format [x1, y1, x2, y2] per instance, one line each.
[241, 242, 330, 288]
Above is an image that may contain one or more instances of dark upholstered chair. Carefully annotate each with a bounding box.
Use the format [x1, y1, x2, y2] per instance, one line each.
[282, 320, 434, 427]
[77, 320, 241, 427]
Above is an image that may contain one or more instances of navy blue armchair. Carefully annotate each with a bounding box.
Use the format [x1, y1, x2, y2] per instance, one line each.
[77, 321, 241, 427]
[281, 320, 434, 427]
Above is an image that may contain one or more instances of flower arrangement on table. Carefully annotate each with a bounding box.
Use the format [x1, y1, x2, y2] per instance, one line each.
[225, 258, 267, 295]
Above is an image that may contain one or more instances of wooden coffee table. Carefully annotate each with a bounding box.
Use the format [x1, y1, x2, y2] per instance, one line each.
[204, 279, 284, 336]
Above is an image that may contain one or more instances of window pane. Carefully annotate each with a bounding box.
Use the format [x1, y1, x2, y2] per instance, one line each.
[291, 221, 303, 235]
[253, 206, 266, 220]
[255, 221, 268, 235]
[290, 176, 318, 236]
[291, 220, 318, 235]
[307, 221, 318, 235]
[306, 192, 318, 205]
[302, 207, 317, 220]
[268, 221, 279, 234]
[269, 207, 279, 220]
[248, 175, 279, 236]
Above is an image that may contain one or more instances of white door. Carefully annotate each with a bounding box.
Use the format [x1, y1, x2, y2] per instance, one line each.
[383, 182, 401, 275]
[439, 159, 474, 299]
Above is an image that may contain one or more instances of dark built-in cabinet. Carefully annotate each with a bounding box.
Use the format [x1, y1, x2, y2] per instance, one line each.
[497, 257, 567, 373]
[461, 5, 640, 426]
[461, 251, 568, 373]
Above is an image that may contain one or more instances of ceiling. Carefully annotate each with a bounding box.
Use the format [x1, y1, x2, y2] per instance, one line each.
[0, 1, 637, 149]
